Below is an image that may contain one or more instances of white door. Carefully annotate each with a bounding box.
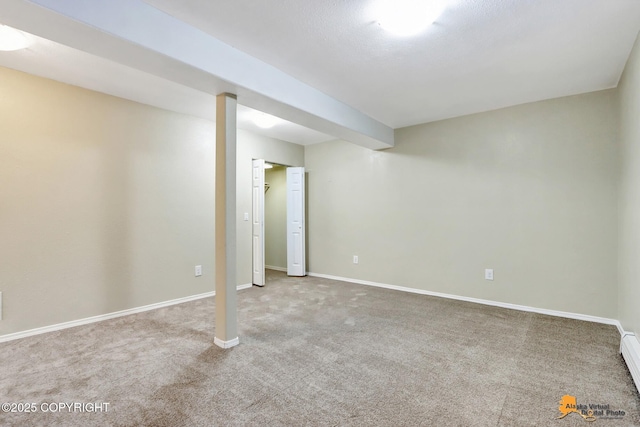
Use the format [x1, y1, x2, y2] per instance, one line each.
[287, 167, 306, 276]
[252, 159, 265, 286]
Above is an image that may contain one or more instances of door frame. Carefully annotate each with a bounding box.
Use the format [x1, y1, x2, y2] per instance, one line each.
[252, 160, 307, 284]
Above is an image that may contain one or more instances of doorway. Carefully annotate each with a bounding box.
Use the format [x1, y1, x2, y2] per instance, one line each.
[252, 159, 306, 286]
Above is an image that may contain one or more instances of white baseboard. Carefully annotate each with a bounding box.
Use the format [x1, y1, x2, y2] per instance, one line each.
[307, 272, 624, 333]
[621, 333, 640, 392]
[0, 283, 252, 343]
[214, 336, 239, 349]
[266, 265, 287, 272]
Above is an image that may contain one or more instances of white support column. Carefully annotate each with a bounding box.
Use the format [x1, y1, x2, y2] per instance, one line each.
[214, 93, 239, 349]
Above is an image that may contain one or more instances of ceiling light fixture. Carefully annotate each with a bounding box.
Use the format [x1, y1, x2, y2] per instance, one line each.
[252, 112, 281, 129]
[374, 0, 447, 37]
[0, 25, 30, 51]
[264, 163, 274, 169]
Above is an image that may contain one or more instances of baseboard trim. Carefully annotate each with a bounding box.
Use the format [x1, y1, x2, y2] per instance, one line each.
[266, 265, 287, 272]
[214, 336, 239, 349]
[0, 283, 252, 343]
[307, 272, 623, 333]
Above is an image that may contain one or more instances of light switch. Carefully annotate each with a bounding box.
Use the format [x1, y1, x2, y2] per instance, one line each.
[244, 212, 249, 221]
[485, 269, 494, 281]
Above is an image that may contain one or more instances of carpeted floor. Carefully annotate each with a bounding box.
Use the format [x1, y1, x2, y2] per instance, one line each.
[1, 270, 639, 426]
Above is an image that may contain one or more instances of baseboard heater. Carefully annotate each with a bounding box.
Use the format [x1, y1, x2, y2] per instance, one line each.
[621, 333, 640, 392]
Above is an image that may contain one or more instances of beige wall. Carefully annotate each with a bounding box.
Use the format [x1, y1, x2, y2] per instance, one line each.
[265, 167, 288, 269]
[618, 31, 640, 335]
[0, 66, 303, 335]
[306, 90, 619, 318]
[0, 66, 215, 335]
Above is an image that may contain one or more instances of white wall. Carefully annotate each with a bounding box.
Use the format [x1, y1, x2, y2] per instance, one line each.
[618, 31, 640, 336]
[306, 90, 619, 318]
[0, 66, 303, 335]
[265, 167, 287, 269]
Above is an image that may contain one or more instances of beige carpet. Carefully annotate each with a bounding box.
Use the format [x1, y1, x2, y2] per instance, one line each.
[1, 270, 638, 426]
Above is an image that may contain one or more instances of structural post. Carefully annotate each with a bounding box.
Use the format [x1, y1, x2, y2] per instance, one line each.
[214, 93, 239, 349]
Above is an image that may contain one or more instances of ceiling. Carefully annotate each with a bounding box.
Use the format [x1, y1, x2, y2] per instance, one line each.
[1, 0, 640, 145]
[0, 31, 334, 145]
[143, 0, 640, 128]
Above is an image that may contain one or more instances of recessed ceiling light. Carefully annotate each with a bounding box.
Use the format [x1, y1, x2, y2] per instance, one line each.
[374, 0, 447, 37]
[252, 111, 281, 129]
[0, 25, 30, 51]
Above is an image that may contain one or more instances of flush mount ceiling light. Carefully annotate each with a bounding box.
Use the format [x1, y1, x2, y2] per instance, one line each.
[252, 111, 281, 129]
[0, 25, 30, 51]
[374, 0, 447, 37]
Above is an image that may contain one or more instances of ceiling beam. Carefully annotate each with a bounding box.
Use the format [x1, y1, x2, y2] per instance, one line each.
[1, 0, 394, 149]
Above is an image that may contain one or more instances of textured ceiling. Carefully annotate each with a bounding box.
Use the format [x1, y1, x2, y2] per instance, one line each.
[2, 0, 640, 145]
[143, 0, 640, 128]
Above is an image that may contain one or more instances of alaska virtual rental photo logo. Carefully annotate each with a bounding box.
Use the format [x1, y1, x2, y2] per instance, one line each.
[558, 395, 627, 422]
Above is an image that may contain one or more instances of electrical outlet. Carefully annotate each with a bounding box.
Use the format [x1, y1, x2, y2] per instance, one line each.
[353, 255, 359, 264]
[195, 265, 202, 277]
[485, 269, 494, 281]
